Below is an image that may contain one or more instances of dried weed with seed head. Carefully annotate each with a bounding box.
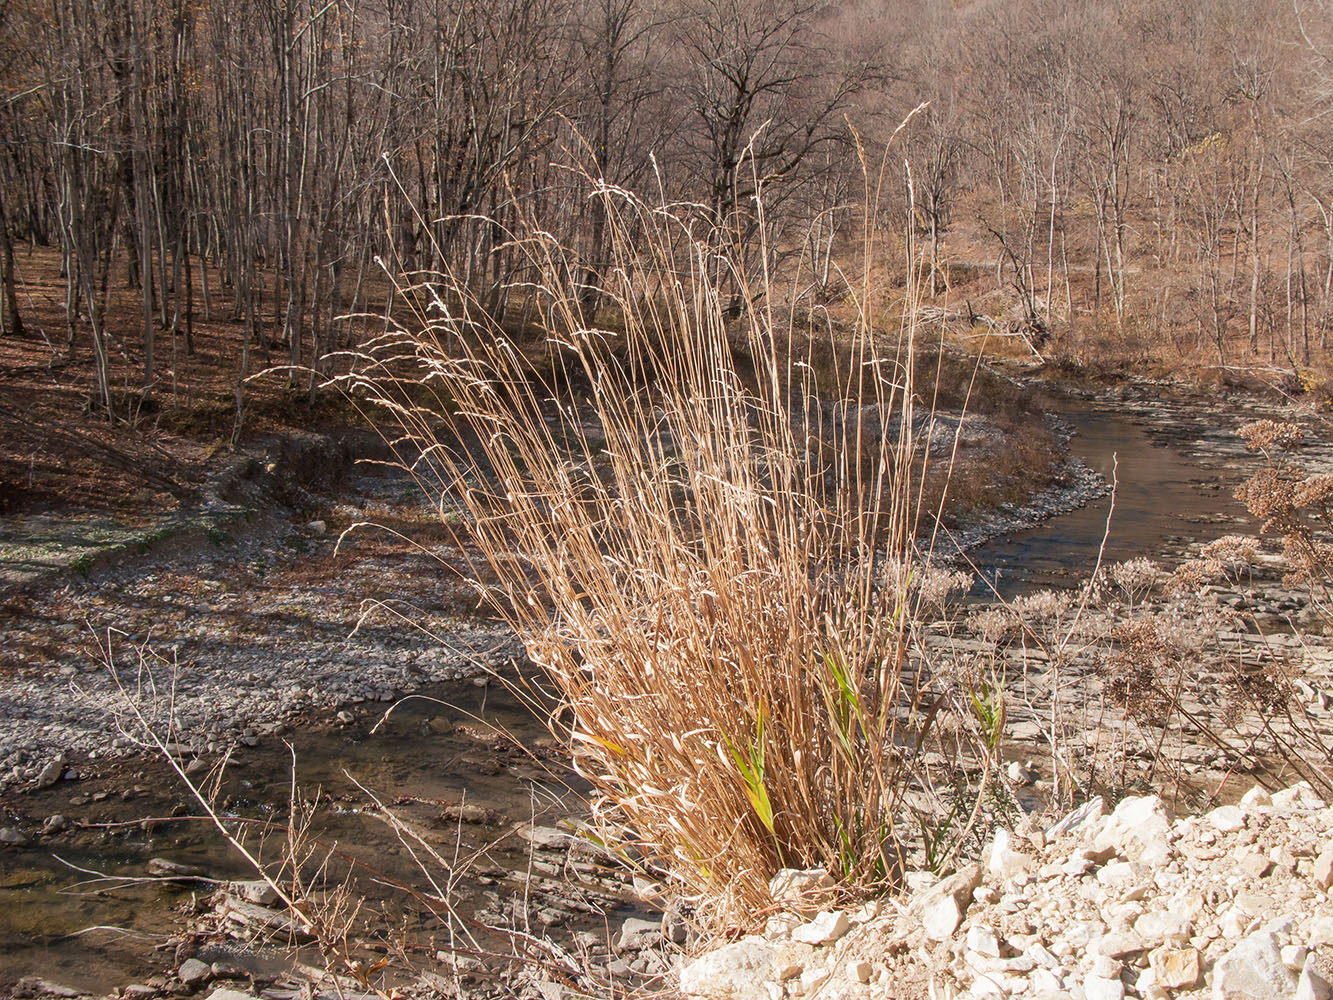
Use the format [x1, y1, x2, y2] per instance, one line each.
[1169, 534, 1260, 593]
[1237, 419, 1305, 453]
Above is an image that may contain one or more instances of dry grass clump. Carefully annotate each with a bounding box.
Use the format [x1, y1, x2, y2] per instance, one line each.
[1235, 419, 1333, 596]
[336, 182, 980, 924]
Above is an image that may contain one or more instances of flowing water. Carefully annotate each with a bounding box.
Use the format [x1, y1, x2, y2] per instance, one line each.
[968, 403, 1254, 597]
[0, 677, 639, 993]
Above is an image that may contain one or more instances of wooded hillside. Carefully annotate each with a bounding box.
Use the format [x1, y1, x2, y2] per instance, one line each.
[1, 0, 1331, 402]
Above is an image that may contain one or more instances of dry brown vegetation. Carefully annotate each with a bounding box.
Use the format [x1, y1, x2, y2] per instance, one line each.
[338, 178, 1013, 927]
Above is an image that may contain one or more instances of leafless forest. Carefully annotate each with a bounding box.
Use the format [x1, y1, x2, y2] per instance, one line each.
[2, 0, 1333, 408]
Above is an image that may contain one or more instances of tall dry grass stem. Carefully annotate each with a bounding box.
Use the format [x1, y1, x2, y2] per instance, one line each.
[335, 157, 985, 924]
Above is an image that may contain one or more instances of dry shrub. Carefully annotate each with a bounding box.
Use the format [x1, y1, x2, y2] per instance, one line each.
[335, 179, 983, 925]
[1234, 419, 1333, 595]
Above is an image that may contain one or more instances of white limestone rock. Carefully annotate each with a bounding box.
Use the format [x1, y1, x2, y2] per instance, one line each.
[678, 940, 776, 999]
[1297, 957, 1333, 1000]
[1213, 928, 1298, 999]
[1083, 974, 1125, 1000]
[790, 910, 850, 946]
[1047, 797, 1105, 840]
[987, 827, 1034, 881]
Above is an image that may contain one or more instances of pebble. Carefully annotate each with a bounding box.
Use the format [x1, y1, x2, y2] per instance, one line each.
[790, 911, 850, 946]
[1148, 946, 1199, 988]
[178, 958, 212, 986]
[1314, 847, 1333, 890]
[1299, 959, 1333, 1000]
[1083, 974, 1125, 1000]
[34, 759, 62, 789]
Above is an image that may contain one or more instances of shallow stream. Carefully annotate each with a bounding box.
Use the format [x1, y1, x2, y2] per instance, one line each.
[968, 400, 1255, 597]
[1, 677, 637, 993]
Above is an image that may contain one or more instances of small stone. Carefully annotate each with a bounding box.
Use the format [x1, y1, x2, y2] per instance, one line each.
[35, 760, 62, 789]
[516, 824, 577, 851]
[1284, 946, 1310, 971]
[178, 959, 212, 986]
[1096, 861, 1137, 887]
[231, 880, 279, 906]
[1313, 846, 1333, 890]
[966, 924, 1001, 959]
[1047, 796, 1104, 839]
[1311, 917, 1333, 948]
[616, 917, 661, 952]
[798, 967, 829, 993]
[1148, 946, 1199, 989]
[987, 827, 1033, 880]
[1239, 853, 1273, 879]
[1025, 943, 1059, 970]
[921, 893, 964, 942]
[1030, 968, 1063, 993]
[1083, 974, 1125, 1000]
[1298, 957, 1333, 1000]
[1240, 786, 1272, 809]
[1097, 795, 1172, 862]
[1134, 911, 1193, 947]
[0, 826, 28, 846]
[43, 814, 67, 833]
[1273, 783, 1326, 810]
[1007, 761, 1038, 785]
[851, 961, 873, 984]
[791, 910, 850, 946]
[306, 520, 327, 535]
[1091, 955, 1121, 979]
[336, 710, 355, 725]
[1095, 932, 1146, 958]
[205, 991, 262, 1000]
[1207, 805, 1246, 832]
